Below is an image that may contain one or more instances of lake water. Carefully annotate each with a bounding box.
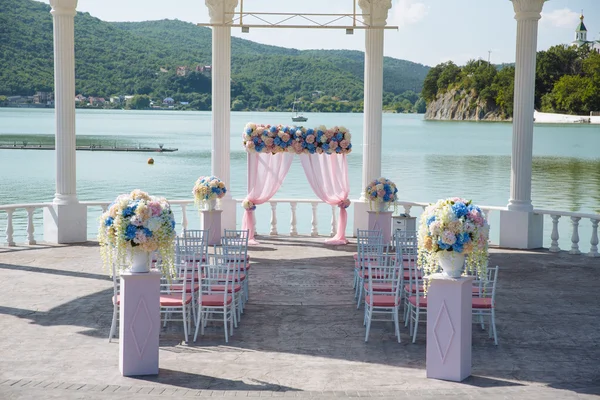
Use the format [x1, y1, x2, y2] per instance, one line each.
[1, 108, 599, 249]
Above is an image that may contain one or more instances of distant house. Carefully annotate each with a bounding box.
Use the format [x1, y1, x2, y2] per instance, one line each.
[180, 101, 189, 105]
[110, 97, 121, 104]
[163, 97, 175, 105]
[176, 66, 190, 77]
[33, 91, 53, 105]
[196, 65, 212, 75]
[75, 94, 87, 103]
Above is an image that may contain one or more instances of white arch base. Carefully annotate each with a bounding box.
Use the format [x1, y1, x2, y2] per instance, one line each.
[499, 210, 543, 249]
[220, 198, 237, 233]
[352, 200, 370, 235]
[43, 203, 87, 244]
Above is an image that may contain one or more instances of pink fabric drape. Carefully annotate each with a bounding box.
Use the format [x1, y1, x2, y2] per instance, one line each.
[299, 153, 350, 245]
[242, 152, 294, 245]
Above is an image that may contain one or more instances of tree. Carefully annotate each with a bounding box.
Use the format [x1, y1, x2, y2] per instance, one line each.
[128, 94, 150, 109]
[414, 98, 426, 113]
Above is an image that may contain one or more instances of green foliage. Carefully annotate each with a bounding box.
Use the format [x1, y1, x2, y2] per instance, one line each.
[0, 0, 430, 112]
[423, 45, 600, 117]
[127, 95, 151, 110]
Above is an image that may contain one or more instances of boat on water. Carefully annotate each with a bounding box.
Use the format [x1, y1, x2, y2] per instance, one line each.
[291, 97, 308, 123]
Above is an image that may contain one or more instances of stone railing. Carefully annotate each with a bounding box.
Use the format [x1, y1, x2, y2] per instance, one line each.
[0, 200, 598, 257]
[533, 209, 599, 257]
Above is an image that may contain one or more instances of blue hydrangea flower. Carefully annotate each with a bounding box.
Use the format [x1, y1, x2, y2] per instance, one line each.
[438, 241, 450, 250]
[322, 143, 329, 151]
[383, 194, 390, 202]
[105, 216, 114, 227]
[270, 126, 278, 133]
[307, 128, 314, 135]
[426, 215, 436, 226]
[453, 243, 464, 253]
[452, 202, 468, 218]
[335, 147, 341, 153]
[245, 128, 252, 134]
[125, 224, 137, 240]
[122, 207, 135, 218]
[274, 137, 282, 146]
[347, 143, 352, 149]
[335, 133, 343, 141]
[143, 227, 153, 237]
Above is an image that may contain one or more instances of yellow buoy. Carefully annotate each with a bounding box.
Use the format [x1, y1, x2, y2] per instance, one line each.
[147, 158, 154, 165]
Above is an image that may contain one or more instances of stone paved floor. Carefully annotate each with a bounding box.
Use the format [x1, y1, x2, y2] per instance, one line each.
[0, 237, 599, 399]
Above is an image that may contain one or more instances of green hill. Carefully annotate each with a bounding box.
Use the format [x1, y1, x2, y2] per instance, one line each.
[0, 0, 430, 112]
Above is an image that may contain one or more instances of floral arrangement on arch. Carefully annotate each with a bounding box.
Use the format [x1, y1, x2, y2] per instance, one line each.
[365, 177, 398, 210]
[242, 199, 257, 211]
[242, 123, 352, 155]
[193, 176, 227, 209]
[417, 197, 490, 279]
[98, 189, 176, 276]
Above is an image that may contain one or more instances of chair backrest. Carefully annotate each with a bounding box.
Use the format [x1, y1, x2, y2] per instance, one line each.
[394, 229, 418, 261]
[475, 266, 499, 301]
[223, 229, 249, 243]
[182, 229, 209, 263]
[111, 260, 121, 304]
[357, 228, 383, 244]
[199, 255, 231, 305]
[160, 262, 188, 301]
[366, 262, 401, 300]
[406, 251, 424, 301]
[357, 233, 388, 268]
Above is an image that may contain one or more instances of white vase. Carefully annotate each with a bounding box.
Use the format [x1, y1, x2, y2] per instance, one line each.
[130, 249, 150, 273]
[438, 251, 465, 278]
[204, 199, 217, 211]
[372, 201, 389, 212]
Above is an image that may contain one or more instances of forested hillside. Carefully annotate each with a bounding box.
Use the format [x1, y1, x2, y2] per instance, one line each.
[422, 45, 600, 119]
[0, 0, 430, 112]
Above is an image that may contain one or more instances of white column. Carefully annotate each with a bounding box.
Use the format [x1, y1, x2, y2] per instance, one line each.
[508, 0, 546, 212]
[206, 0, 239, 232]
[499, 0, 546, 249]
[44, 0, 87, 244]
[354, 0, 392, 235]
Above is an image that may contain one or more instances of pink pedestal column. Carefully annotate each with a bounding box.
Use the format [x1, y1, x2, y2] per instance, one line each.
[200, 210, 222, 246]
[367, 211, 392, 245]
[426, 274, 474, 382]
[119, 271, 161, 376]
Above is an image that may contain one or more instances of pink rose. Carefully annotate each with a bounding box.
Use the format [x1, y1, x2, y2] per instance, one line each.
[246, 141, 255, 150]
[281, 133, 290, 142]
[264, 137, 274, 146]
[292, 141, 304, 153]
[148, 202, 162, 216]
[340, 140, 349, 149]
[306, 135, 315, 144]
[330, 141, 338, 149]
[316, 147, 324, 154]
[324, 130, 334, 139]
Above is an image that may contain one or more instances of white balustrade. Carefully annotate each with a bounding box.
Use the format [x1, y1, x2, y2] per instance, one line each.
[25, 207, 36, 245]
[589, 219, 599, 258]
[4, 209, 15, 246]
[549, 215, 561, 252]
[569, 216, 581, 255]
[330, 205, 337, 237]
[269, 202, 278, 236]
[290, 202, 298, 237]
[2, 199, 599, 256]
[311, 203, 318, 237]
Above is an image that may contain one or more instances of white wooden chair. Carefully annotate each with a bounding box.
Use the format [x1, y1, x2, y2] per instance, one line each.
[160, 263, 192, 343]
[472, 266, 499, 345]
[363, 262, 402, 343]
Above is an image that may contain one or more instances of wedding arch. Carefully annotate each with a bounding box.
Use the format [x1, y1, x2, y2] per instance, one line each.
[240, 123, 352, 245]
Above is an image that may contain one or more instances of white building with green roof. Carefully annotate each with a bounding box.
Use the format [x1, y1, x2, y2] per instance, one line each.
[571, 13, 600, 53]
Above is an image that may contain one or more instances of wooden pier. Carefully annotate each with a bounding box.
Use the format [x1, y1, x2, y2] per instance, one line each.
[0, 144, 178, 152]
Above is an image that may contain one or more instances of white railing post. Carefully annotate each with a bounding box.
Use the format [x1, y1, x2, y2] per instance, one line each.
[311, 203, 319, 237]
[403, 205, 412, 215]
[5, 209, 15, 246]
[549, 215, 561, 253]
[569, 216, 581, 255]
[290, 202, 298, 236]
[589, 218, 599, 258]
[330, 205, 337, 237]
[100, 204, 108, 213]
[25, 207, 37, 245]
[180, 204, 188, 234]
[270, 202, 278, 236]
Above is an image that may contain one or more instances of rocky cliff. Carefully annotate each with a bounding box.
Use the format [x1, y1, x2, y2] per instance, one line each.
[425, 89, 510, 121]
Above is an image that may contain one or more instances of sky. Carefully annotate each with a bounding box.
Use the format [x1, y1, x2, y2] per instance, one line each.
[37, 0, 600, 67]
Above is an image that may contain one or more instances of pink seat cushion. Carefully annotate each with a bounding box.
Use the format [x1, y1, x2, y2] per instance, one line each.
[403, 271, 423, 280]
[408, 295, 428, 308]
[365, 295, 400, 307]
[170, 283, 200, 293]
[472, 297, 493, 309]
[363, 282, 394, 292]
[403, 283, 424, 293]
[199, 294, 233, 307]
[210, 284, 243, 293]
[160, 293, 193, 307]
[226, 255, 250, 262]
